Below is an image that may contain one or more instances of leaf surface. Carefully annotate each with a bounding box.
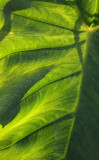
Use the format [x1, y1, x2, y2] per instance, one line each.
[0, 0, 98, 159]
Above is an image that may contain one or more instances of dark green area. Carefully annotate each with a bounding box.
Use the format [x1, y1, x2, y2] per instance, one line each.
[66, 29, 99, 160]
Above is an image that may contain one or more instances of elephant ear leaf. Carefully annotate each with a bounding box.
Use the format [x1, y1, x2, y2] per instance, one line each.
[0, 0, 99, 160]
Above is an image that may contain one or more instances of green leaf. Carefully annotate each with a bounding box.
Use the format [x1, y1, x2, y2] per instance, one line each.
[76, 0, 99, 27]
[0, 0, 98, 159]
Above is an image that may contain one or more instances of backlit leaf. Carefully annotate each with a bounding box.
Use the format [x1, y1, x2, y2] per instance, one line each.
[0, 0, 98, 159]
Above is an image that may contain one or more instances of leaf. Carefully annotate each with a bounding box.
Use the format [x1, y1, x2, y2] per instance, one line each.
[76, 0, 99, 27]
[0, 0, 98, 159]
